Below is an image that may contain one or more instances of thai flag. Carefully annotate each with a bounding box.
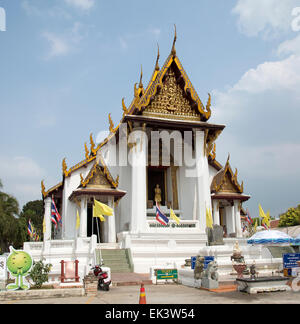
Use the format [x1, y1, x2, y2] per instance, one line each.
[246, 209, 253, 225]
[27, 220, 33, 237]
[156, 203, 169, 226]
[51, 198, 62, 227]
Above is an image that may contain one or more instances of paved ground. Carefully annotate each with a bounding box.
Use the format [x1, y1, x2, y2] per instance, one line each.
[1, 285, 300, 304]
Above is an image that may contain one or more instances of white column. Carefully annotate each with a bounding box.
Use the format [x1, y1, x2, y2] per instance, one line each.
[107, 197, 116, 243]
[43, 197, 52, 242]
[129, 130, 147, 234]
[79, 196, 88, 238]
[194, 130, 212, 234]
[212, 200, 220, 226]
[234, 200, 242, 238]
[230, 204, 236, 236]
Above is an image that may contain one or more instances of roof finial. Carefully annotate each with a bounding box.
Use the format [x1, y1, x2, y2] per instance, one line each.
[155, 43, 160, 71]
[171, 24, 177, 56]
[139, 65, 143, 89]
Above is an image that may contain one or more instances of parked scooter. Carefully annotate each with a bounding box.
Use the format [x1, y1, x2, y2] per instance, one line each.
[91, 265, 111, 291]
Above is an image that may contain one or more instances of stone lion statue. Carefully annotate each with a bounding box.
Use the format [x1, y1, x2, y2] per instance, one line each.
[194, 255, 205, 280]
[203, 261, 219, 282]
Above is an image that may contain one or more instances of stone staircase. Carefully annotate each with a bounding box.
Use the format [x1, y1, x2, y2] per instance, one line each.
[95, 248, 134, 273]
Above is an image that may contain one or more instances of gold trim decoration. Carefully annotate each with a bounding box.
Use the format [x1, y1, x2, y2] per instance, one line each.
[62, 158, 71, 177]
[41, 180, 46, 198]
[85, 143, 90, 160]
[206, 93, 211, 113]
[90, 133, 97, 156]
[122, 98, 128, 115]
[81, 162, 98, 188]
[41, 181, 63, 198]
[212, 156, 244, 194]
[108, 114, 120, 134]
[98, 154, 119, 189]
[209, 143, 216, 161]
[206, 130, 222, 157]
[171, 24, 177, 57]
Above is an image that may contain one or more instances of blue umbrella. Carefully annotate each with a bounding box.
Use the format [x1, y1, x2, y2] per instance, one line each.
[294, 234, 300, 245]
[247, 230, 295, 245]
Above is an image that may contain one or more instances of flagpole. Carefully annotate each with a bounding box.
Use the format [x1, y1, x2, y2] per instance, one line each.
[96, 217, 103, 265]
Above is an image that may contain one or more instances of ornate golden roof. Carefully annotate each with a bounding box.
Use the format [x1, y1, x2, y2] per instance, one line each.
[127, 36, 212, 121]
[79, 155, 119, 189]
[211, 156, 244, 194]
[44, 29, 217, 193]
[41, 180, 63, 199]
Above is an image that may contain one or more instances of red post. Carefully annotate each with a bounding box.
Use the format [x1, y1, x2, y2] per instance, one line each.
[75, 260, 80, 283]
[60, 260, 65, 283]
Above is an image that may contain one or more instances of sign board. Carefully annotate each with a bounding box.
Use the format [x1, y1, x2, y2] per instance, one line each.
[155, 269, 178, 281]
[0, 256, 7, 281]
[283, 253, 300, 269]
[191, 256, 215, 270]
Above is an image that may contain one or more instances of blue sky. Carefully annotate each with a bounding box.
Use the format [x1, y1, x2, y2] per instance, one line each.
[0, 0, 300, 218]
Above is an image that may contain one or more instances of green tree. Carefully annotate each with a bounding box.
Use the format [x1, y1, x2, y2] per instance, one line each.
[279, 206, 300, 227]
[19, 200, 44, 241]
[0, 180, 20, 253]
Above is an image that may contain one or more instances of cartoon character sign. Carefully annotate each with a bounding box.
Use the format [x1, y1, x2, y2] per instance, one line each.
[6, 246, 33, 291]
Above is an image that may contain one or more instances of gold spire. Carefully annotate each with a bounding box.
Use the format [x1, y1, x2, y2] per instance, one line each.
[90, 133, 97, 156]
[155, 43, 160, 71]
[122, 98, 128, 115]
[62, 158, 70, 177]
[139, 65, 143, 89]
[108, 113, 115, 133]
[84, 143, 90, 160]
[41, 180, 46, 198]
[171, 24, 177, 56]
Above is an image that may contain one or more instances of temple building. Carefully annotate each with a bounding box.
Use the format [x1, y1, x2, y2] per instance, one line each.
[24, 31, 252, 279]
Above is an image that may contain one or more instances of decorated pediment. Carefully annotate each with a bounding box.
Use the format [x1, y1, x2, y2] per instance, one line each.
[142, 64, 204, 121]
[211, 157, 244, 194]
[80, 161, 119, 189]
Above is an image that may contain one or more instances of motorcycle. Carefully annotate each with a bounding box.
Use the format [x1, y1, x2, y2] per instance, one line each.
[92, 265, 111, 291]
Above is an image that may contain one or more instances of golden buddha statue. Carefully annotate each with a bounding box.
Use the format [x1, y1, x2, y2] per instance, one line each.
[154, 184, 162, 206]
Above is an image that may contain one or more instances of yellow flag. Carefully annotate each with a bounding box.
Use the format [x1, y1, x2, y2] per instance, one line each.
[76, 210, 80, 230]
[43, 217, 46, 234]
[254, 219, 258, 232]
[206, 208, 213, 229]
[259, 204, 270, 228]
[170, 208, 180, 225]
[94, 199, 113, 216]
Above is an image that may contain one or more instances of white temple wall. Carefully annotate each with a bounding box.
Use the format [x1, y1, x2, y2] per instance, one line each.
[178, 166, 196, 220]
[62, 166, 92, 240]
[225, 205, 235, 236]
[118, 164, 132, 233]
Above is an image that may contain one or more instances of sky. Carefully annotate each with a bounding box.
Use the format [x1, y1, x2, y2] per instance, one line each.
[0, 0, 300, 218]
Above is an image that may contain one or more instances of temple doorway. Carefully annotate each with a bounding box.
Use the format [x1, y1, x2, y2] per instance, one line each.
[147, 167, 167, 207]
[87, 204, 105, 243]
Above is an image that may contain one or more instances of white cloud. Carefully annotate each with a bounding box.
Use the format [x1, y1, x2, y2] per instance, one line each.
[232, 0, 298, 38]
[231, 55, 300, 93]
[277, 34, 300, 56]
[0, 156, 46, 206]
[0, 156, 44, 179]
[64, 0, 95, 11]
[211, 52, 300, 183]
[42, 22, 84, 59]
[42, 32, 70, 58]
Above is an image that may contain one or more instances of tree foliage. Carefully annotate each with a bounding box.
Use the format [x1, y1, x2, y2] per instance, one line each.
[0, 181, 20, 253]
[0, 179, 44, 253]
[279, 206, 300, 228]
[20, 200, 44, 240]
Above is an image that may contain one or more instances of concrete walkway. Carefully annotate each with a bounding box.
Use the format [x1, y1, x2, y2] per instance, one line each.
[1, 285, 300, 304]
